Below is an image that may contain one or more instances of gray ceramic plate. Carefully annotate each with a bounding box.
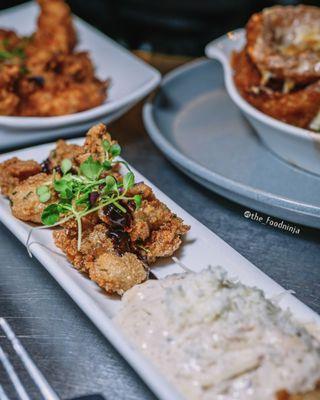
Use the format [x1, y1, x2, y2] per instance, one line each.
[143, 59, 320, 229]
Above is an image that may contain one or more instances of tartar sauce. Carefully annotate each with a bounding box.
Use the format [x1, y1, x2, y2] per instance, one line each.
[115, 268, 320, 400]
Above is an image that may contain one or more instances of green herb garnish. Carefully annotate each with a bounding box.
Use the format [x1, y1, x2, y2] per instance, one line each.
[80, 156, 103, 180]
[36, 185, 51, 203]
[0, 37, 26, 65]
[61, 158, 72, 175]
[35, 144, 142, 251]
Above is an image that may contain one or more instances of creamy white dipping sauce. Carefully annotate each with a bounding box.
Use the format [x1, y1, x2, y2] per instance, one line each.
[115, 268, 320, 400]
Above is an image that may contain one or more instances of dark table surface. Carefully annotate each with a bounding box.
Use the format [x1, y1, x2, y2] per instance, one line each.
[0, 103, 319, 400]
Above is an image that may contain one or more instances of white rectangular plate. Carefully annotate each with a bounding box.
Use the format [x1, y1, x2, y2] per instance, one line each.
[0, 140, 319, 400]
[0, 2, 161, 130]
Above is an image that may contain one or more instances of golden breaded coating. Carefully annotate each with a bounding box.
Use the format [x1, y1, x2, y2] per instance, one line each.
[47, 139, 83, 170]
[53, 222, 113, 273]
[28, 0, 76, 56]
[0, 64, 21, 115]
[9, 173, 55, 223]
[53, 179, 189, 294]
[0, 0, 107, 117]
[89, 252, 147, 296]
[77, 123, 115, 163]
[232, 49, 320, 129]
[128, 183, 190, 262]
[19, 76, 106, 117]
[143, 220, 188, 263]
[0, 157, 42, 196]
[54, 220, 147, 295]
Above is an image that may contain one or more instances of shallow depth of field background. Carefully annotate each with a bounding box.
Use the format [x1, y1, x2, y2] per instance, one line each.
[1, 0, 318, 57]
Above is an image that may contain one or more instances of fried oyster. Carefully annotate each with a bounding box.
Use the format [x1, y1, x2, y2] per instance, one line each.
[0, 0, 107, 117]
[233, 5, 320, 131]
[0, 124, 189, 295]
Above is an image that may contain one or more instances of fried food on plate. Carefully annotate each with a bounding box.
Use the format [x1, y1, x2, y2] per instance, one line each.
[232, 49, 320, 129]
[233, 5, 320, 131]
[0, 0, 107, 117]
[0, 157, 41, 196]
[29, 0, 77, 55]
[0, 124, 190, 295]
[9, 173, 56, 224]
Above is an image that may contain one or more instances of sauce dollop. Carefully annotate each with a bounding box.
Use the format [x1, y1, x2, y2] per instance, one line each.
[115, 268, 320, 400]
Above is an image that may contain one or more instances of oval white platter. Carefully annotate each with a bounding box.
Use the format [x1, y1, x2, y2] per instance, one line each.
[0, 140, 319, 400]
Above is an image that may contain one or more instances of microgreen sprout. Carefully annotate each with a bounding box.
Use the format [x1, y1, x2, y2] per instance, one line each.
[33, 142, 142, 252]
[0, 40, 26, 61]
[61, 158, 72, 175]
[36, 185, 51, 203]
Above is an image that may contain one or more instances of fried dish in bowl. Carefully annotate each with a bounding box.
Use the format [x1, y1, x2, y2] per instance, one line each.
[205, 5, 320, 175]
[232, 5, 320, 131]
[0, 0, 108, 117]
[0, 123, 189, 295]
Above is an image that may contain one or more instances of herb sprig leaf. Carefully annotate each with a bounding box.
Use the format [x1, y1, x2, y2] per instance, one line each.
[36, 143, 142, 250]
[36, 185, 51, 203]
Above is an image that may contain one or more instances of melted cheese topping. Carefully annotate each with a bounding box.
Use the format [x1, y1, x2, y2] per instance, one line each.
[115, 268, 320, 400]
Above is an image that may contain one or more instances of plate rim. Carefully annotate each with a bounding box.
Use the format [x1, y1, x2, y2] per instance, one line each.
[0, 2, 161, 130]
[143, 58, 320, 223]
[0, 104, 131, 152]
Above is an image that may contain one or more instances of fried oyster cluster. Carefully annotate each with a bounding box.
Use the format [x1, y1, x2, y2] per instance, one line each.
[232, 5, 320, 131]
[0, 0, 107, 117]
[0, 124, 189, 295]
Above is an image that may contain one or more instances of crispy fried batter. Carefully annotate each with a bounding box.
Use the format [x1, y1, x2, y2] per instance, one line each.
[53, 178, 189, 294]
[54, 221, 112, 272]
[233, 5, 320, 131]
[9, 173, 55, 223]
[18, 80, 107, 117]
[90, 252, 147, 296]
[0, 64, 21, 115]
[53, 221, 148, 295]
[0, 157, 42, 196]
[128, 183, 189, 263]
[75, 123, 121, 177]
[77, 123, 115, 163]
[246, 5, 320, 85]
[232, 49, 320, 129]
[47, 139, 83, 170]
[143, 220, 188, 263]
[0, 0, 107, 116]
[28, 0, 76, 55]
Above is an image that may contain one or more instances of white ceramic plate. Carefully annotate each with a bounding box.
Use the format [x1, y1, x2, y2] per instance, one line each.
[205, 30, 320, 176]
[0, 140, 319, 400]
[0, 2, 161, 130]
[0, 104, 131, 152]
